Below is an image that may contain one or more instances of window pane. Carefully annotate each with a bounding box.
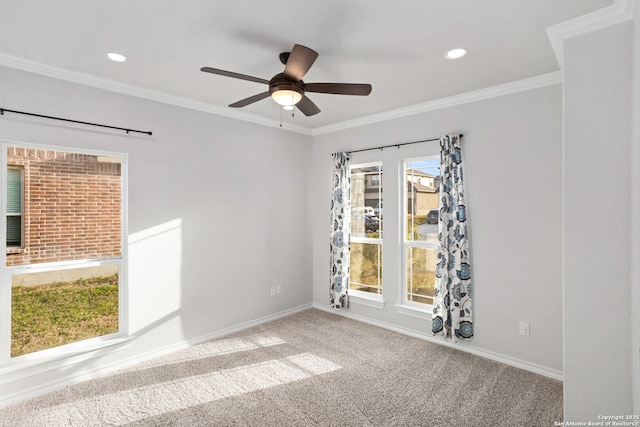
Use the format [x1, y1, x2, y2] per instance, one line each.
[6, 147, 122, 266]
[350, 165, 382, 239]
[406, 247, 436, 305]
[405, 159, 439, 243]
[7, 216, 21, 246]
[11, 264, 119, 357]
[350, 242, 382, 295]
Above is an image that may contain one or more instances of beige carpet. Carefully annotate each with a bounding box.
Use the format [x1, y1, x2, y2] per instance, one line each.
[0, 309, 563, 426]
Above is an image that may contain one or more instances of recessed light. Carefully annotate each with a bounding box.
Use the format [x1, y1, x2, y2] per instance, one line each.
[445, 48, 467, 60]
[105, 52, 127, 63]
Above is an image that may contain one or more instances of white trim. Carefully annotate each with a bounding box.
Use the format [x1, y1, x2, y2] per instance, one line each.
[348, 293, 386, 310]
[394, 303, 432, 320]
[312, 72, 563, 136]
[6, 257, 121, 274]
[313, 303, 563, 381]
[0, 51, 312, 136]
[1, 140, 127, 160]
[350, 236, 383, 245]
[0, 302, 312, 409]
[546, 0, 636, 69]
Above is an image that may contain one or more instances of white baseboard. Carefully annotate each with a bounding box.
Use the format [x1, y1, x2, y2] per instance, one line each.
[312, 302, 563, 382]
[0, 303, 313, 409]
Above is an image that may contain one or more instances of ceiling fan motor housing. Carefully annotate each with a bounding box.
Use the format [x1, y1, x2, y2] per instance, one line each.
[269, 73, 305, 99]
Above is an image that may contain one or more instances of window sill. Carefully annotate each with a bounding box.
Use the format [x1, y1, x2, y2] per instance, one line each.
[0, 334, 132, 379]
[349, 292, 386, 310]
[394, 303, 432, 320]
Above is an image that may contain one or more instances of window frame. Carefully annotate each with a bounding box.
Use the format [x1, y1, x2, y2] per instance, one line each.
[402, 156, 440, 311]
[349, 161, 383, 302]
[0, 141, 129, 367]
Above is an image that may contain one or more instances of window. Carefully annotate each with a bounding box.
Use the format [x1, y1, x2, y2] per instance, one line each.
[6, 167, 23, 247]
[404, 157, 440, 306]
[2, 145, 126, 360]
[349, 162, 382, 297]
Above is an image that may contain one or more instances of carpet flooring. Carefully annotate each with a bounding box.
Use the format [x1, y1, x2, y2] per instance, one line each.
[0, 309, 563, 426]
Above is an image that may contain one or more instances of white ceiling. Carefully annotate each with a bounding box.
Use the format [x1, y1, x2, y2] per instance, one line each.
[0, 1, 614, 133]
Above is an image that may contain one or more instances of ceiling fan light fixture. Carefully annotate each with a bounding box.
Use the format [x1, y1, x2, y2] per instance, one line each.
[271, 89, 302, 106]
[282, 105, 295, 111]
[445, 48, 467, 60]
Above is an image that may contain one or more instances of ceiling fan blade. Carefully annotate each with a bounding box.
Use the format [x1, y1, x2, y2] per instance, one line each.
[229, 92, 271, 108]
[201, 67, 270, 85]
[296, 96, 321, 116]
[305, 83, 372, 96]
[283, 44, 318, 82]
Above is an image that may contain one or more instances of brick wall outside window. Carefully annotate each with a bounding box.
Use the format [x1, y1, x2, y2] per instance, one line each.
[6, 147, 121, 266]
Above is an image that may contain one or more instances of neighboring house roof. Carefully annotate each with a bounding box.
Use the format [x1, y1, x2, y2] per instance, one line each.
[406, 169, 436, 178]
[408, 181, 437, 193]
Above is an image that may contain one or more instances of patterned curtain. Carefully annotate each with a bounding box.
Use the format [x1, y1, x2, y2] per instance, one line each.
[432, 134, 473, 341]
[330, 152, 351, 309]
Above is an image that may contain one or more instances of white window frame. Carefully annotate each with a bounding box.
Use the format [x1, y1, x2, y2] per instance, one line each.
[349, 161, 383, 303]
[402, 156, 439, 311]
[0, 141, 129, 368]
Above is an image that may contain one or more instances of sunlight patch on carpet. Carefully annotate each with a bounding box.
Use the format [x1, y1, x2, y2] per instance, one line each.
[28, 353, 342, 425]
[123, 334, 287, 371]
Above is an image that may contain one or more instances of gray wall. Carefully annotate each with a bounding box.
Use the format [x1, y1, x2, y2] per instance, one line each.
[563, 21, 633, 420]
[311, 85, 564, 375]
[0, 65, 313, 405]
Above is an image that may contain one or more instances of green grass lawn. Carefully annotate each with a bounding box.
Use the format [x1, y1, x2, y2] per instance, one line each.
[11, 274, 118, 357]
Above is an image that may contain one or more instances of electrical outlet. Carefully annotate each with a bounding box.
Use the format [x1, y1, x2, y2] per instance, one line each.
[276, 285, 281, 295]
[270, 286, 277, 297]
[519, 322, 530, 337]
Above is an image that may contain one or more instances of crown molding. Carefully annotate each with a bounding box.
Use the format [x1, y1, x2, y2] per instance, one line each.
[547, 0, 635, 69]
[312, 71, 563, 136]
[0, 49, 561, 138]
[0, 51, 313, 136]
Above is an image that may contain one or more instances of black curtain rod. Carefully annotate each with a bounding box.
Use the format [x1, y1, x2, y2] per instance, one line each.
[0, 108, 153, 136]
[346, 133, 463, 155]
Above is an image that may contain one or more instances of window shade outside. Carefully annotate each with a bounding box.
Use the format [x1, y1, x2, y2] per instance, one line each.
[6, 216, 21, 246]
[7, 168, 22, 214]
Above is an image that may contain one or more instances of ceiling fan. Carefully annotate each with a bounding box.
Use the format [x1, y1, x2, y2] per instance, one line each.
[200, 44, 372, 116]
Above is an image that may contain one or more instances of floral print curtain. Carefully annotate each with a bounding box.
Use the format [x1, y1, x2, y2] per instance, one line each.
[330, 152, 351, 309]
[432, 134, 473, 341]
